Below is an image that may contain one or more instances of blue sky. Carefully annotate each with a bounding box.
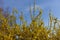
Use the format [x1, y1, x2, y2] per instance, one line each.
[0, 0, 60, 26]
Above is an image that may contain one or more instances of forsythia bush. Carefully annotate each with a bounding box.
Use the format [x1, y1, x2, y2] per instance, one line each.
[0, 8, 60, 40]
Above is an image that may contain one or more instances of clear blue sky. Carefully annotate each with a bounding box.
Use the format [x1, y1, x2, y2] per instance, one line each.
[1, 0, 60, 26]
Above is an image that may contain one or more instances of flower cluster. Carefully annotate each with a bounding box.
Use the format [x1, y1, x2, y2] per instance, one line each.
[0, 8, 60, 40]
